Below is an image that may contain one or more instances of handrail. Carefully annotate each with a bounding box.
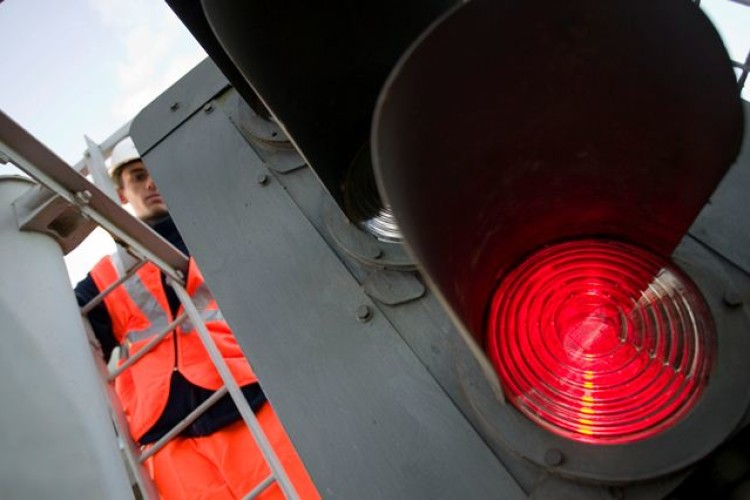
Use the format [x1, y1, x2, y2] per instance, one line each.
[0, 111, 189, 282]
[0, 110, 299, 499]
[81, 257, 147, 315]
[171, 278, 299, 499]
[139, 386, 229, 462]
[107, 312, 188, 382]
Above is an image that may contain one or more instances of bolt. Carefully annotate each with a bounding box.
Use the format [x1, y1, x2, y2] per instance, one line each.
[75, 190, 93, 205]
[723, 290, 743, 308]
[544, 448, 564, 467]
[203, 103, 214, 113]
[0, 152, 9, 164]
[257, 173, 270, 186]
[372, 248, 383, 260]
[170, 102, 181, 111]
[356, 305, 373, 323]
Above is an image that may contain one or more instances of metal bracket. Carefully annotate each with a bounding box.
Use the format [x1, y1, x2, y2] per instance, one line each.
[1, 111, 189, 281]
[363, 269, 425, 306]
[323, 196, 415, 270]
[219, 91, 306, 174]
[12, 183, 97, 255]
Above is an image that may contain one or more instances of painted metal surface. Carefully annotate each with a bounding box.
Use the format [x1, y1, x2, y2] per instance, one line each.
[0, 176, 133, 500]
[85, 135, 119, 202]
[0, 111, 188, 278]
[13, 182, 97, 254]
[72, 121, 131, 176]
[131, 81, 525, 498]
[135, 0, 750, 496]
[170, 278, 298, 499]
[129, 58, 229, 157]
[690, 101, 750, 274]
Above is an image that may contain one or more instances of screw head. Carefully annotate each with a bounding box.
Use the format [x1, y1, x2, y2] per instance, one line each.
[544, 448, 564, 466]
[75, 190, 93, 205]
[0, 152, 9, 164]
[723, 290, 743, 308]
[203, 103, 214, 113]
[356, 305, 373, 323]
[257, 173, 270, 186]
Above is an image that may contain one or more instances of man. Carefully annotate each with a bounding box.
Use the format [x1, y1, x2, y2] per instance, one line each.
[75, 137, 318, 499]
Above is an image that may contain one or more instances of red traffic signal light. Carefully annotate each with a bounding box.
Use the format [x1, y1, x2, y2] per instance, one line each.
[486, 239, 714, 445]
[373, 0, 748, 482]
[152, 0, 750, 494]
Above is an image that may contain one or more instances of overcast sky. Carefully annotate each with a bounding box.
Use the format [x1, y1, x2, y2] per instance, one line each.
[0, 0, 748, 284]
[0, 0, 207, 283]
[0, 0, 206, 164]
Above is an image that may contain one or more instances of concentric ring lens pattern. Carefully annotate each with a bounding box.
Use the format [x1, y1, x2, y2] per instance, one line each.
[486, 240, 715, 444]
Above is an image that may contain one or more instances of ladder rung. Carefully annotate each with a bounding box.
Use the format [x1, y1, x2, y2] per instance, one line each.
[169, 278, 299, 499]
[243, 474, 276, 500]
[138, 385, 229, 462]
[108, 312, 188, 381]
[81, 258, 147, 315]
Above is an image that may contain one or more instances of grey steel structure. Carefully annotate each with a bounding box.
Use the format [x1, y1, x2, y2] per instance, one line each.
[0, 176, 134, 500]
[132, 57, 523, 500]
[128, 0, 750, 499]
[0, 108, 307, 498]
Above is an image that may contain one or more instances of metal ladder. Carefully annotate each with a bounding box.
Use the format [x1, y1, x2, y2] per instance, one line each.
[83, 251, 298, 500]
[0, 110, 299, 500]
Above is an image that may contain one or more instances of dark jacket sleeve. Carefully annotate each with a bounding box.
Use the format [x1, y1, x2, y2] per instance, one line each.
[75, 274, 118, 361]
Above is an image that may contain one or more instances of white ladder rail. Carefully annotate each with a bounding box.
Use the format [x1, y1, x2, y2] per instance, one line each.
[170, 277, 300, 500]
[1, 111, 302, 499]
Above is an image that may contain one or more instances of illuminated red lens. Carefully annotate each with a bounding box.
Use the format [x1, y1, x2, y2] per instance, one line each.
[486, 240, 715, 444]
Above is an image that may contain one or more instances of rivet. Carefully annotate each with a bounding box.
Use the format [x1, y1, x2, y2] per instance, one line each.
[75, 190, 93, 205]
[356, 305, 373, 323]
[170, 102, 181, 111]
[544, 448, 564, 466]
[372, 248, 383, 259]
[257, 173, 270, 186]
[0, 152, 9, 164]
[203, 103, 214, 113]
[723, 290, 742, 308]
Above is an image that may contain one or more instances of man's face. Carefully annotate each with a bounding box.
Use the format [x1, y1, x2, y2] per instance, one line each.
[117, 161, 169, 222]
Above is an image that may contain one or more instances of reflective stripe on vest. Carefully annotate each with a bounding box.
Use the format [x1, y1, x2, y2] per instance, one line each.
[90, 250, 257, 442]
[111, 253, 225, 344]
[180, 282, 225, 332]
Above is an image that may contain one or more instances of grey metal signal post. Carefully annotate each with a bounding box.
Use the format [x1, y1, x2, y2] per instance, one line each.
[131, 59, 526, 499]
[3, 1, 746, 497]
[132, 0, 750, 494]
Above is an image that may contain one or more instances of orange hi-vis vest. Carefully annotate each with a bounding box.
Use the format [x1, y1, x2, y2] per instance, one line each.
[90, 254, 257, 442]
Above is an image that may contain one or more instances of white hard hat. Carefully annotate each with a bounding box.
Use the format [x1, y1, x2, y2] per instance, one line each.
[108, 137, 141, 178]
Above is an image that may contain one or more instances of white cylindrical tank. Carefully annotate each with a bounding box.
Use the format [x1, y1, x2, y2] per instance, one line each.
[0, 176, 133, 499]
